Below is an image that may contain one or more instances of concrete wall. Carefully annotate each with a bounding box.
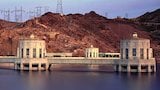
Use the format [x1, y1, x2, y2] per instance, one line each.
[18, 39, 46, 59]
[85, 45, 99, 58]
[119, 33, 156, 72]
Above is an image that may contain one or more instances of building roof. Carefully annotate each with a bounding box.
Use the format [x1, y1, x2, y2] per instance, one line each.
[122, 32, 149, 41]
[19, 34, 41, 41]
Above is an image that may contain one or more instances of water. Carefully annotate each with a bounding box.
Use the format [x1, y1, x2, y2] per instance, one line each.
[0, 65, 160, 90]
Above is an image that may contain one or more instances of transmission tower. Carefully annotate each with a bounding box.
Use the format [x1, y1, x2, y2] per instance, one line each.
[56, 0, 63, 15]
[105, 12, 108, 18]
[27, 10, 36, 19]
[125, 13, 128, 19]
[44, 6, 49, 13]
[0, 10, 2, 19]
[35, 6, 43, 17]
[1, 9, 11, 21]
[12, 7, 25, 22]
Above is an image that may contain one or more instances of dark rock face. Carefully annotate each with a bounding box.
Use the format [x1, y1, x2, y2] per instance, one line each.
[136, 9, 160, 58]
[137, 9, 160, 23]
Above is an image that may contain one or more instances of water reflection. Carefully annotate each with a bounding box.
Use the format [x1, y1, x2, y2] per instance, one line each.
[0, 68, 159, 90]
[18, 71, 50, 90]
[118, 73, 156, 90]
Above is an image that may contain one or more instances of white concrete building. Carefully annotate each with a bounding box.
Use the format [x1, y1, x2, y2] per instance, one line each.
[15, 34, 49, 70]
[85, 45, 99, 58]
[0, 33, 156, 73]
[117, 33, 156, 72]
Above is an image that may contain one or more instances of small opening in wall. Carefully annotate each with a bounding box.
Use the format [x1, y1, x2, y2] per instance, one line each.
[131, 65, 138, 69]
[32, 64, 38, 67]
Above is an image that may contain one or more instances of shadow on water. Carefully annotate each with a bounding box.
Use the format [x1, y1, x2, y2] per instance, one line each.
[0, 64, 159, 90]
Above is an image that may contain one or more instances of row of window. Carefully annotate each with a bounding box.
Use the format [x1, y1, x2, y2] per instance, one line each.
[86, 52, 98, 57]
[21, 48, 44, 58]
[99, 54, 119, 58]
[86, 52, 120, 58]
[121, 48, 149, 59]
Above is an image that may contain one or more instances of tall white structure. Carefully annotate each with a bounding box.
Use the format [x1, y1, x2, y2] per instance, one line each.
[118, 33, 156, 72]
[56, 0, 63, 15]
[0, 33, 156, 72]
[85, 45, 99, 58]
[15, 34, 49, 70]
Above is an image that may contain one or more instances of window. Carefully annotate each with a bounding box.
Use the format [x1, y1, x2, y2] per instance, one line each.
[140, 48, 144, 59]
[106, 55, 109, 57]
[125, 48, 129, 59]
[43, 53, 45, 58]
[26, 48, 29, 58]
[39, 49, 42, 58]
[93, 52, 95, 57]
[90, 52, 92, 57]
[126, 42, 128, 47]
[116, 55, 119, 58]
[33, 48, 36, 58]
[121, 48, 123, 59]
[147, 49, 149, 59]
[21, 48, 23, 58]
[132, 48, 136, 56]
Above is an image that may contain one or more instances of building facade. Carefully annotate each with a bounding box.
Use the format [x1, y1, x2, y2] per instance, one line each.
[15, 34, 49, 70]
[0, 33, 156, 72]
[117, 33, 156, 72]
[85, 45, 99, 58]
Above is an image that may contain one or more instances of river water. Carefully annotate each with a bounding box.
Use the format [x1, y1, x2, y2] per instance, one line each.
[0, 65, 160, 90]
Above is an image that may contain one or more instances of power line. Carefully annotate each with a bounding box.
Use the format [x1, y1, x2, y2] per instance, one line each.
[28, 6, 50, 19]
[0, 9, 11, 21]
[44, 6, 50, 13]
[27, 10, 36, 19]
[0, 6, 53, 21]
[105, 12, 108, 18]
[0, 10, 2, 19]
[12, 6, 25, 22]
[35, 6, 43, 17]
[125, 13, 128, 19]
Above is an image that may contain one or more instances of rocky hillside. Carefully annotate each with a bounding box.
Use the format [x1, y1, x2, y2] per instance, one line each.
[0, 11, 159, 58]
[137, 9, 160, 23]
[136, 9, 160, 58]
[0, 20, 17, 29]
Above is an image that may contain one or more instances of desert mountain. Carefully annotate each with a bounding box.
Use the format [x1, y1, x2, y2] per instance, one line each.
[0, 11, 159, 58]
[137, 9, 160, 23]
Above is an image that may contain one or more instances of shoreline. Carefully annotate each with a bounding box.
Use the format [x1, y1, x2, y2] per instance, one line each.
[0, 63, 159, 72]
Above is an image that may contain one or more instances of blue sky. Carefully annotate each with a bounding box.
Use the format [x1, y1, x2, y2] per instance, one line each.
[0, 0, 160, 21]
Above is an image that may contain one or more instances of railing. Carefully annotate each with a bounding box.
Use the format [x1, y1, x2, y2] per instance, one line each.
[47, 57, 85, 60]
[0, 56, 18, 58]
[48, 57, 120, 60]
[119, 59, 156, 64]
[0, 58, 17, 63]
[48, 59, 119, 65]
